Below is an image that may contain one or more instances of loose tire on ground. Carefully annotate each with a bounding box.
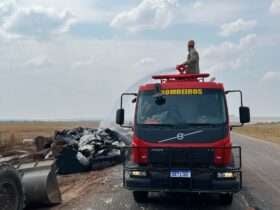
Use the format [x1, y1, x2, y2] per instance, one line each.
[220, 193, 233, 205]
[0, 165, 24, 210]
[133, 191, 149, 203]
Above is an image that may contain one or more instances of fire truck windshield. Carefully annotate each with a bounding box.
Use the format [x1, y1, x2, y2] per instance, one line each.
[136, 89, 227, 126]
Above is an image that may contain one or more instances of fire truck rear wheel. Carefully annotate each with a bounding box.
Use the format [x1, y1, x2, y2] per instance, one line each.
[133, 191, 149, 203]
[220, 193, 233, 205]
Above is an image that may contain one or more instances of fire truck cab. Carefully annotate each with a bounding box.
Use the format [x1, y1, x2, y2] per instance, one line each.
[116, 71, 250, 205]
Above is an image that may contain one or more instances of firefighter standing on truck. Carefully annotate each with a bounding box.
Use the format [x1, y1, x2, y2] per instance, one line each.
[180, 40, 200, 74]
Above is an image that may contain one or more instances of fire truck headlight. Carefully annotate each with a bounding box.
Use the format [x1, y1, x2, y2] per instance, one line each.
[217, 172, 235, 179]
[130, 170, 147, 177]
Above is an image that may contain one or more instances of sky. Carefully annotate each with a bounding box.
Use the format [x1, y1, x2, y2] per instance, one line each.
[0, 0, 279, 120]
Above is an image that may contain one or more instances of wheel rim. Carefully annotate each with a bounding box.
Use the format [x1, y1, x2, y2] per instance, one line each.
[0, 182, 19, 210]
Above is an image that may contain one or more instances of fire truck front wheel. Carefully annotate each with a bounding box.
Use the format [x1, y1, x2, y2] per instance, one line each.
[220, 193, 233, 205]
[133, 191, 149, 203]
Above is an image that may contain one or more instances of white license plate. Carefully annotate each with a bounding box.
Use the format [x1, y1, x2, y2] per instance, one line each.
[170, 170, 191, 178]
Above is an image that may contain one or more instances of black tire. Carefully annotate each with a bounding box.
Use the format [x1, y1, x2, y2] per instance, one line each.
[133, 191, 149, 203]
[0, 165, 24, 210]
[220, 193, 233, 205]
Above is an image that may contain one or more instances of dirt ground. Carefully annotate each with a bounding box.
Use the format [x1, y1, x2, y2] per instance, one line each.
[234, 122, 280, 144]
[55, 169, 112, 209]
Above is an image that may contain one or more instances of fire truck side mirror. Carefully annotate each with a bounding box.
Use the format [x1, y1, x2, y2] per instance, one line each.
[239, 106, 250, 124]
[116, 109, 125, 125]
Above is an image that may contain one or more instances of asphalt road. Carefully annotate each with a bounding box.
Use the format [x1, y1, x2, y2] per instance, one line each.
[46, 133, 280, 210]
[233, 133, 280, 210]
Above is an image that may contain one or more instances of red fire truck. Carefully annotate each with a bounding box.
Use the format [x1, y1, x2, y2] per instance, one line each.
[116, 68, 250, 205]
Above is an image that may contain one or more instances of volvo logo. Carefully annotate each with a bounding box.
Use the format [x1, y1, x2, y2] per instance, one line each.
[176, 133, 185, 141]
[158, 130, 204, 143]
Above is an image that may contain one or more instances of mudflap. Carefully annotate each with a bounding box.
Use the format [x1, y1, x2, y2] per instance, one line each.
[18, 160, 62, 206]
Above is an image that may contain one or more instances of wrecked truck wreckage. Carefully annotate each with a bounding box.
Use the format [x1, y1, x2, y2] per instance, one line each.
[52, 127, 130, 174]
[0, 127, 130, 210]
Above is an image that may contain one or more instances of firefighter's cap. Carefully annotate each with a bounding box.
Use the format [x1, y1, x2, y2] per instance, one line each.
[188, 40, 195, 47]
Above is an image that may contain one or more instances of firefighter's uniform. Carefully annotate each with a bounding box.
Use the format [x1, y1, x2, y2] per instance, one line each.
[183, 48, 200, 74]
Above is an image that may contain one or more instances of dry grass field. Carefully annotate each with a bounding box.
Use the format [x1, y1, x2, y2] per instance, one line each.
[1, 121, 279, 151]
[234, 122, 280, 144]
[0, 121, 99, 150]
